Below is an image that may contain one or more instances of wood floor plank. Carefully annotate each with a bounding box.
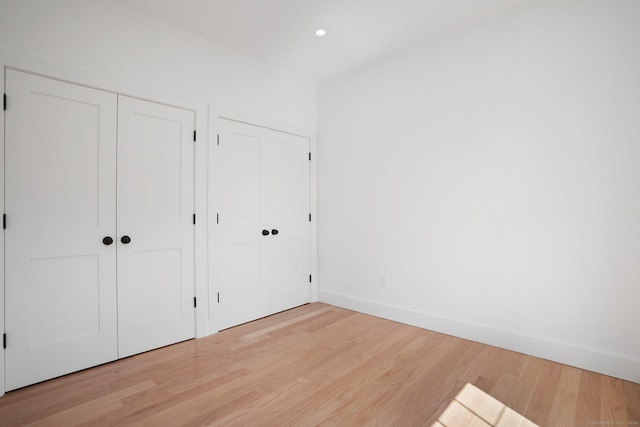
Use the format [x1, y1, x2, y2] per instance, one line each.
[508, 357, 546, 416]
[547, 365, 582, 426]
[521, 359, 563, 424]
[601, 376, 628, 424]
[390, 336, 472, 425]
[241, 305, 334, 340]
[28, 380, 155, 427]
[575, 370, 602, 426]
[0, 303, 638, 426]
[624, 380, 640, 424]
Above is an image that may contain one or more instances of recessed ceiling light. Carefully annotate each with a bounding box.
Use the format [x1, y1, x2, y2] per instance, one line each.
[315, 29, 327, 37]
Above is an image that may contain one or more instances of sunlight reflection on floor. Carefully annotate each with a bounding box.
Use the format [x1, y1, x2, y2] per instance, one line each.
[433, 383, 539, 427]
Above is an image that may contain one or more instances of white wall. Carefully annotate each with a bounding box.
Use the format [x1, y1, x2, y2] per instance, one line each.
[0, 0, 317, 130]
[318, 0, 640, 383]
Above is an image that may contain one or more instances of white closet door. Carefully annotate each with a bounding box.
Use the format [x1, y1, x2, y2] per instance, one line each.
[265, 131, 311, 314]
[212, 120, 270, 330]
[4, 70, 118, 390]
[116, 96, 195, 358]
[212, 120, 310, 330]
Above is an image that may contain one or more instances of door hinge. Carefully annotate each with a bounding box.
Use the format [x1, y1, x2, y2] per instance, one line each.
[194, 297, 197, 308]
[217, 134, 220, 146]
[3, 214, 6, 229]
[193, 214, 196, 225]
[309, 274, 312, 283]
[217, 292, 220, 303]
[3, 333, 6, 349]
[193, 130, 197, 142]
[3, 93, 6, 111]
[308, 152, 311, 161]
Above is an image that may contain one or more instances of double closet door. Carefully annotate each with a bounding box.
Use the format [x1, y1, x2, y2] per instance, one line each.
[212, 119, 311, 330]
[4, 69, 195, 391]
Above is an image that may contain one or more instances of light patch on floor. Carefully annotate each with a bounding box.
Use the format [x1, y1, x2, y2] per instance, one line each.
[240, 305, 334, 340]
[433, 383, 539, 427]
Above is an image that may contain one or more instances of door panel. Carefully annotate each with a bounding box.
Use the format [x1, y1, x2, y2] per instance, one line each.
[223, 243, 262, 303]
[27, 255, 102, 347]
[212, 120, 270, 330]
[216, 126, 262, 225]
[127, 249, 183, 323]
[4, 69, 118, 391]
[116, 96, 195, 358]
[266, 131, 311, 313]
[265, 136, 306, 224]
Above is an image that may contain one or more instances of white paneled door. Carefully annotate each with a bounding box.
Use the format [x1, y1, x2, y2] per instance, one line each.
[116, 96, 195, 358]
[212, 121, 270, 330]
[4, 69, 118, 390]
[212, 119, 310, 330]
[4, 70, 196, 390]
[266, 131, 311, 314]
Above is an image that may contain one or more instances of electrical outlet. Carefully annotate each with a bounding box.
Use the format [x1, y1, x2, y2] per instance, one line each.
[378, 274, 386, 288]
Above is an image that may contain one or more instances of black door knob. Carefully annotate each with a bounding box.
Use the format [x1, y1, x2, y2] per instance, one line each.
[121, 235, 131, 244]
[262, 230, 270, 236]
[271, 229, 279, 235]
[103, 236, 113, 245]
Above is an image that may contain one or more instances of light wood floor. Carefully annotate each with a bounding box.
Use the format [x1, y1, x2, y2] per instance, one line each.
[0, 303, 639, 426]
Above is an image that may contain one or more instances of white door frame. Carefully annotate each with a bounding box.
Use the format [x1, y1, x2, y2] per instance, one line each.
[0, 49, 209, 396]
[208, 106, 318, 333]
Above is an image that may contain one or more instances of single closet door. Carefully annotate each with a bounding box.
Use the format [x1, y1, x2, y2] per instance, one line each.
[265, 131, 310, 314]
[4, 69, 118, 391]
[212, 120, 270, 330]
[116, 96, 195, 358]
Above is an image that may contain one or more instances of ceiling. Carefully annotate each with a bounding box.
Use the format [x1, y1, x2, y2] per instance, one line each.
[111, 0, 531, 82]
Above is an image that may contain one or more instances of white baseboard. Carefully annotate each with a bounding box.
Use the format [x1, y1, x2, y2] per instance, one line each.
[319, 290, 640, 384]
